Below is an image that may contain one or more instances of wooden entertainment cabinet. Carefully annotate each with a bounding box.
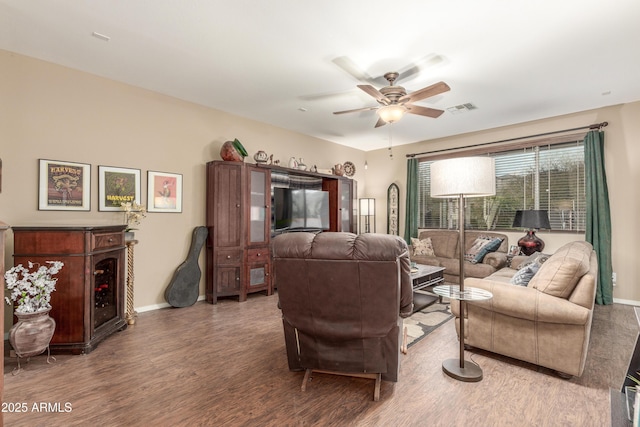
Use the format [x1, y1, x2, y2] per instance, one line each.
[205, 161, 356, 303]
[11, 225, 128, 354]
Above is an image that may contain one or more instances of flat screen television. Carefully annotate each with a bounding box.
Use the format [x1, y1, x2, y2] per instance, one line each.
[273, 188, 330, 233]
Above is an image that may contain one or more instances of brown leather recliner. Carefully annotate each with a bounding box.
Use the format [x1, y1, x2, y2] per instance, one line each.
[271, 232, 413, 400]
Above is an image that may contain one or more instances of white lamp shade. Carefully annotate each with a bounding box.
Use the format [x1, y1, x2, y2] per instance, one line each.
[359, 198, 375, 215]
[430, 157, 496, 198]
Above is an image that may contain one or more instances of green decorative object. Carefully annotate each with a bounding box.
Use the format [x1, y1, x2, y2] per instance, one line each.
[232, 138, 248, 157]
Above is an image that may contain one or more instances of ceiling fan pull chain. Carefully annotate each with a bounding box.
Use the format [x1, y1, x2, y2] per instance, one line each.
[388, 126, 394, 159]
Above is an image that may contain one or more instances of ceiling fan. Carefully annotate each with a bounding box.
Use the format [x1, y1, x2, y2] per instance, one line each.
[333, 71, 450, 128]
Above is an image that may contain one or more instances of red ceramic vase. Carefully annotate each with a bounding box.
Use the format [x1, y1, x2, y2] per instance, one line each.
[220, 141, 244, 162]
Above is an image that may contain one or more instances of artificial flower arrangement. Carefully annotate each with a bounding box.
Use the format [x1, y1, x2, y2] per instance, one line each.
[121, 201, 147, 231]
[4, 261, 64, 314]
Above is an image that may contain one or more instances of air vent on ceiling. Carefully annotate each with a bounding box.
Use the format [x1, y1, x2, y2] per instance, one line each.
[446, 103, 478, 115]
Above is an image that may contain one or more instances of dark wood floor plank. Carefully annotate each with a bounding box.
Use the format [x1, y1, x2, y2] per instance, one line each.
[3, 293, 637, 426]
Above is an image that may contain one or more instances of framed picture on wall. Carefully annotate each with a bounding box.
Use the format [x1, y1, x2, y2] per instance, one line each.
[38, 159, 91, 211]
[98, 166, 141, 211]
[147, 170, 182, 213]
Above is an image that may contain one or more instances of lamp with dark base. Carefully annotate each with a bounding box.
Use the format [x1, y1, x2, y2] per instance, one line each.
[512, 210, 551, 256]
[430, 157, 496, 382]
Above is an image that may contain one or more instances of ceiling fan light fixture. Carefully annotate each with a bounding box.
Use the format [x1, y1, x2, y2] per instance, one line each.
[377, 104, 407, 123]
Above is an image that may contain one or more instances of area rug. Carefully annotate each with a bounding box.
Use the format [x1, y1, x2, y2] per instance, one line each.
[404, 294, 453, 349]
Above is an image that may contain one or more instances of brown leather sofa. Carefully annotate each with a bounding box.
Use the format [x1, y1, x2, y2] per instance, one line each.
[451, 240, 598, 377]
[271, 232, 413, 400]
[409, 230, 509, 284]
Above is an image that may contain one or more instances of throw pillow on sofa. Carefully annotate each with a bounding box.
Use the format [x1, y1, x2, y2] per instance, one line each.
[464, 236, 492, 262]
[528, 241, 591, 298]
[510, 256, 547, 286]
[508, 252, 550, 286]
[465, 236, 503, 264]
[411, 237, 435, 256]
[515, 252, 550, 270]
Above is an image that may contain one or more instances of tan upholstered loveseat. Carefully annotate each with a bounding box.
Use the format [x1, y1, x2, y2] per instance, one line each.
[409, 230, 509, 284]
[451, 240, 598, 377]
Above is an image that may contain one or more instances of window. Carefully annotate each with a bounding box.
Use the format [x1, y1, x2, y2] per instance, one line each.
[417, 139, 585, 232]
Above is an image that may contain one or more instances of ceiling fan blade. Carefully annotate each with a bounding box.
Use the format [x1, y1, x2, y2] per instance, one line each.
[332, 56, 376, 84]
[396, 54, 446, 83]
[399, 81, 450, 103]
[406, 104, 445, 118]
[358, 85, 389, 104]
[374, 117, 387, 128]
[333, 106, 378, 115]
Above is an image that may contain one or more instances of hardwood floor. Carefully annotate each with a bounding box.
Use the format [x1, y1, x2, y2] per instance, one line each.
[3, 293, 637, 427]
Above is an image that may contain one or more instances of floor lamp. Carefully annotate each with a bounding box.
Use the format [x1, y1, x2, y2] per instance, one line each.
[359, 198, 375, 233]
[430, 157, 496, 382]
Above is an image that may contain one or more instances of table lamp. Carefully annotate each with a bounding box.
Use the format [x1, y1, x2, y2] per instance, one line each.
[512, 210, 551, 256]
[430, 156, 495, 382]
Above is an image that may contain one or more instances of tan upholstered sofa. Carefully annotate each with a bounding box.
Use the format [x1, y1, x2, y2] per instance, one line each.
[409, 229, 509, 284]
[451, 240, 598, 377]
[271, 232, 413, 400]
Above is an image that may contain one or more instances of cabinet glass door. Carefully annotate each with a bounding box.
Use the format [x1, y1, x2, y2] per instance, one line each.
[249, 265, 267, 287]
[340, 180, 352, 232]
[249, 168, 270, 244]
[94, 257, 118, 329]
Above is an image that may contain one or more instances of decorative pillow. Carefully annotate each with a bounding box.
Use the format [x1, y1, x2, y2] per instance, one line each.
[465, 236, 504, 264]
[510, 257, 545, 286]
[528, 242, 591, 298]
[463, 236, 493, 262]
[473, 237, 503, 264]
[515, 252, 550, 270]
[411, 237, 435, 257]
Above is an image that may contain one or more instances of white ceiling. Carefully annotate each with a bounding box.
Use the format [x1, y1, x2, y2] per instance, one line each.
[2, 0, 640, 151]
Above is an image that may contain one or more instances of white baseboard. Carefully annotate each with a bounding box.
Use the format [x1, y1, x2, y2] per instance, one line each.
[136, 294, 207, 313]
[4, 295, 631, 341]
[612, 297, 640, 307]
[2, 296, 209, 341]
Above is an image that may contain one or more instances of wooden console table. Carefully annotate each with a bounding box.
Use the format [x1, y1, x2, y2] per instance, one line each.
[12, 225, 128, 354]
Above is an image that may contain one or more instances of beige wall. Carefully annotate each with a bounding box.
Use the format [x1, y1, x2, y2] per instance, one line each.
[0, 50, 366, 329]
[365, 101, 640, 304]
[1, 48, 638, 334]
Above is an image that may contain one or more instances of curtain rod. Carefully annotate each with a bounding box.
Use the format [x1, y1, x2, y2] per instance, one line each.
[406, 121, 608, 158]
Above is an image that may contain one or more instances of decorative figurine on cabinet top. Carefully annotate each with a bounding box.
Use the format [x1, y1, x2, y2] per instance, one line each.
[253, 150, 268, 163]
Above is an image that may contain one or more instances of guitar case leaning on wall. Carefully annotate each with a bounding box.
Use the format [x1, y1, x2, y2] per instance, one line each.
[165, 226, 208, 308]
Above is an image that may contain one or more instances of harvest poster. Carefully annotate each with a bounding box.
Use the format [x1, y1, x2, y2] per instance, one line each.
[39, 160, 91, 211]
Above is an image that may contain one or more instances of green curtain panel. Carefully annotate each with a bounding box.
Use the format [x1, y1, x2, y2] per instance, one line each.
[584, 130, 613, 305]
[404, 158, 419, 244]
